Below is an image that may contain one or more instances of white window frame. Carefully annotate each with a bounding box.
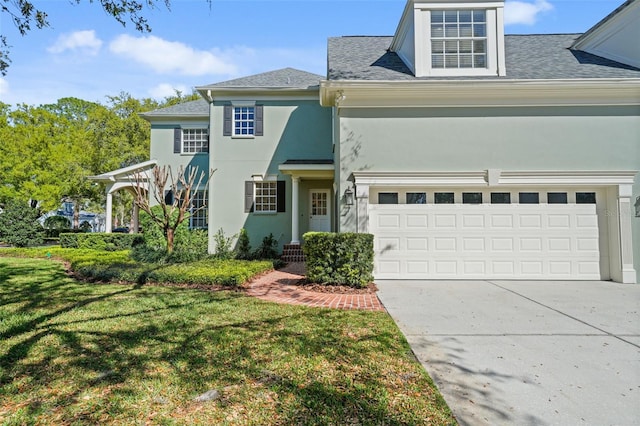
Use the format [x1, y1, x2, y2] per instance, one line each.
[233, 106, 256, 138]
[254, 181, 278, 213]
[415, 3, 505, 77]
[430, 9, 488, 70]
[189, 190, 208, 229]
[181, 128, 208, 154]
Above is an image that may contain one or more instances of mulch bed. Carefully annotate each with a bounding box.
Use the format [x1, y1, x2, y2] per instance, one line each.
[295, 280, 379, 294]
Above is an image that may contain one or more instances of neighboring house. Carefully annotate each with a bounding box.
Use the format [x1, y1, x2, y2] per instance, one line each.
[104, 0, 640, 283]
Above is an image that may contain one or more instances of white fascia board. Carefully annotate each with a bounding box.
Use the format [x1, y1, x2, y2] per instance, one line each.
[194, 87, 319, 102]
[351, 170, 639, 187]
[88, 160, 158, 182]
[320, 79, 640, 108]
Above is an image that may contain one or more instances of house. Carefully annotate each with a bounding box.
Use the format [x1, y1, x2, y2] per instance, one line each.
[99, 0, 640, 284]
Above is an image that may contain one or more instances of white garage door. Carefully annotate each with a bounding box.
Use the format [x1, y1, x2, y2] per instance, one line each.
[370, 204, 602, 280]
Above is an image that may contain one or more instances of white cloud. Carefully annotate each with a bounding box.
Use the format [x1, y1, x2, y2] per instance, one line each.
[148, 83, 191, 99]
[47, 30, 103, 55]
[0, 78, 8, 98]
[505, 0, 553, 26]
[109, 35, 238, 76]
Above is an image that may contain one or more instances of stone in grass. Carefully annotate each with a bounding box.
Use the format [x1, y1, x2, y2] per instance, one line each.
[193, 389, 221, 402]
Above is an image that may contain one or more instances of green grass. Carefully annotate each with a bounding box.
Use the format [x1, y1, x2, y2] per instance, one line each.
[0, 256, 455, 425]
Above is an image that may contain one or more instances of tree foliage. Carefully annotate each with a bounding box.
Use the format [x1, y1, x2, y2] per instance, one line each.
[0, 199, 44, 247]
[0, 92, 200, 228]
[0, 0, 175, 75]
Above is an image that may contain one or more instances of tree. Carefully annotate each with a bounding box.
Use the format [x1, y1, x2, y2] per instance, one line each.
[1, 0, 174, 75]
[130, 165, 214, 253]
[0, 199, 44, 247]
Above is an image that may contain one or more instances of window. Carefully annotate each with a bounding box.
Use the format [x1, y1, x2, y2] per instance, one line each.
[431, 10, 486, 69]
[182, 128, 208, 153]
[576, 192, 596, 204]
[463, 192, 482, 204]
[435, 192, 455, 204]
[491, 192, 511, 204]
[234, 106, 255, 136]
[547, 192, 568, 204]
[407, 192, 427, 204]
[244, 180, 285, 213]
[173, 128, 208, 154]
[223, 105, 264, 137]
[255, 181, 277, 212]
[519, 192, 539, 204]
[378, 193, 399, 204]
[189, 190, 207, 229]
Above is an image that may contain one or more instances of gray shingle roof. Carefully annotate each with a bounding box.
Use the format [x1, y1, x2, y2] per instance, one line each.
[141, 98, 209, 117]
[328, 34, 640, 81]
[201, 68, 324, 89]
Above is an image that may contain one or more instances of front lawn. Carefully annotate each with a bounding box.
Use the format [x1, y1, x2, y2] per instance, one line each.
[0, 256, 455, 425]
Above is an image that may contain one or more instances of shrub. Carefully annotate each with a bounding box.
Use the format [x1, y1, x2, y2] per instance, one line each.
[213, 228, 235, 260]
[0, 200, 44, 247]
[43, 215, 71, 238]
[235, 228, 252, 260]
[253, 233, 279, 260]
[303, 232, 374, 288]
[60, 233, 142, 251]
[171, 229, 208, 263]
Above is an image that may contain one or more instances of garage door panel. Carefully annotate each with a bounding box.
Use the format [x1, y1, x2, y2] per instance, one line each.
[370, 204, 602, 280]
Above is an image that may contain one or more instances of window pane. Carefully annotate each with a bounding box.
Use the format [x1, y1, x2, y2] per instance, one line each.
[459, 40, 472, 53]
[432, 24, 444, 37]
[576, 192, 596, 204]
[435, 192, 454, 204]
[473, 10, 486, 22]
[519, 192, 540, 204]
[445, 10, 458, 22]
[460, 55, 473, 68]
[459, 23, 472, 37]
[406, 192, 427, 204]
[474, 54, 486, 68]
[378, 193, 398, 204]
[445, 24, 458, 37]
[473, 40, 486, 53]
[445, 40, 458, 53]
[445, 55, 458, 68]
[432, 40, 444, 53]
[431, 10, 444, 23]
[459, 10, 472, 22]
[491, 192, 511, 204]
[432, 55, 444, 68]
[473, 23, 486, 37]
[547, 192, 568, 204]
[463, 192, 482, 204]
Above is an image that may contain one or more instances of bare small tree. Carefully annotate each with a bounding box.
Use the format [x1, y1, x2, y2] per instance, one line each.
[130, 165, 215, 253]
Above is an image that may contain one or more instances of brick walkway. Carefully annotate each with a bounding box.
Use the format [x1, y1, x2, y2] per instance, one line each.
[244, 263, 385, 312]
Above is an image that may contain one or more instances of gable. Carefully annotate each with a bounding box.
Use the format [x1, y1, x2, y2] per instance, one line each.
[572, 0, 640, 69]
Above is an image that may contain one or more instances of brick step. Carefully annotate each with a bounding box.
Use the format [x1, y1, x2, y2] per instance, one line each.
[282, 244, 305, 262]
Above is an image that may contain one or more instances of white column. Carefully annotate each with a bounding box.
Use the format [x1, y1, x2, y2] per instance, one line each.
[617, 184, 636, 283]
[291, 176, 300, 244]
[105, 190, 113, 233]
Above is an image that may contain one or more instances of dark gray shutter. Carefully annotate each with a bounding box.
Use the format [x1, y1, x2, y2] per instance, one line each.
[223, 105, 233, 136]
[205, 132, 210, 153]
[173, 128, 181, 153]
[255, 105, 263, 136]
[276, 180, 286, 213]
[244, 181, 254, 213]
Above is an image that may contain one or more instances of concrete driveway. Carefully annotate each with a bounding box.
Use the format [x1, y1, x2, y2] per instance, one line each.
[376, 280, 640, 426]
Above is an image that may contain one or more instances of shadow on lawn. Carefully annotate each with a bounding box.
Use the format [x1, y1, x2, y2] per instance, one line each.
[0, 258, 453, 424]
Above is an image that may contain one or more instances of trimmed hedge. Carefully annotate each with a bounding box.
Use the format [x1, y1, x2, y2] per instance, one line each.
[303, 232, 374, 288]
[60, 233, 143, 251]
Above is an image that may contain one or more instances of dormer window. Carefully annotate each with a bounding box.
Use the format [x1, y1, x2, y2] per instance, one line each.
[431, 10, 487, 69]
[390, 0, 506, 77]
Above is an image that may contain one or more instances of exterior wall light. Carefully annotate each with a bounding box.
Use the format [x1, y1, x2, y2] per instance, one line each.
[344, 187, 354, 206]
[635, 196, 640, 218]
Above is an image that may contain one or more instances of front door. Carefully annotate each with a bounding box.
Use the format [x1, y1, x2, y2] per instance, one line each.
[309, 189, 331, 232]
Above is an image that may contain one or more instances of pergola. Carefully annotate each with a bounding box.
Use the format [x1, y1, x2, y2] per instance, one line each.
[88, 160, 157, 233]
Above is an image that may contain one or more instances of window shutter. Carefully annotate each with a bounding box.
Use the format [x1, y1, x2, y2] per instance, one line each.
[277, 180, 286, 212]
[223, 105, 233, 136]
[173, 128, 181, 153]
[255, 105, 264, 136]
[244, 181, 254, 213]
[205, 132, 210, 153]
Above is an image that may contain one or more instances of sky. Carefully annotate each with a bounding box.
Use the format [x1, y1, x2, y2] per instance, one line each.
[0, 0, 626, 106]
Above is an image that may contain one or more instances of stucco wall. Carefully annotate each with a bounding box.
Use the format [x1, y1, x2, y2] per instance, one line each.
[337, 105, 640, 281]
[209, 99, 333, 251]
